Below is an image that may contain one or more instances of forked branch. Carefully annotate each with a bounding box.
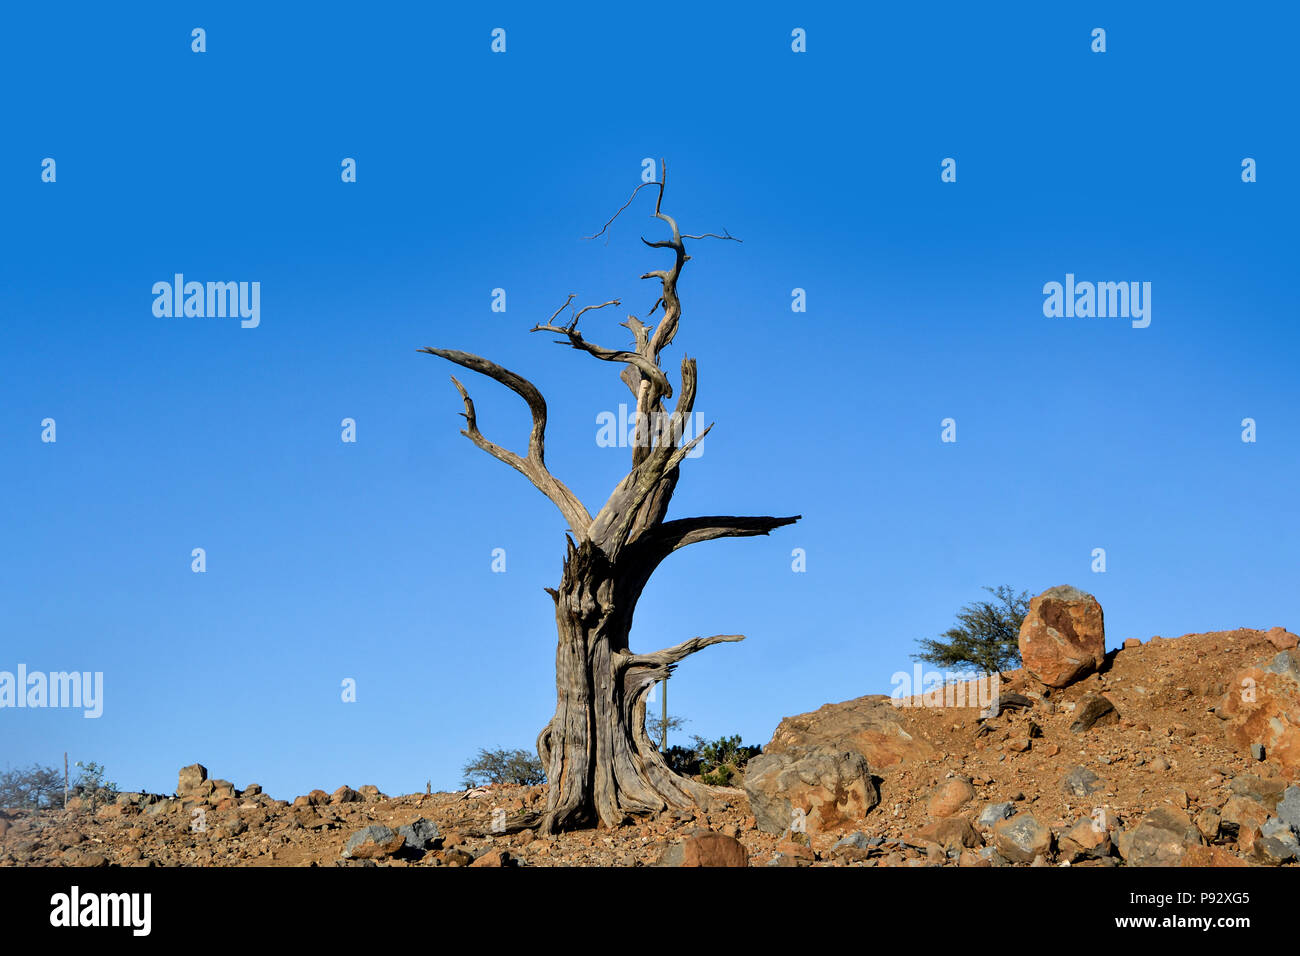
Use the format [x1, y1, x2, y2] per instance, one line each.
[530, 298, 672, 397]
[418, 347, 592, 535]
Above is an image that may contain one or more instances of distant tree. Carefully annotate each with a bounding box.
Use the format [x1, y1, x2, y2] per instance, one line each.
[461, 747, 547, 789]
[646, 711, 688, 748]
[0, 763, 63, 809]
[71, 760, 118, 809]
[912, 586, 1030, 675]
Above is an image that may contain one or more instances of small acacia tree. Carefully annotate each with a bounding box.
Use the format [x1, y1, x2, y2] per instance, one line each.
[461, 748, 546, 789]
[0, 763, 62, 808]
[422, 164, 799, 832]
[912, 585, 1030, 675]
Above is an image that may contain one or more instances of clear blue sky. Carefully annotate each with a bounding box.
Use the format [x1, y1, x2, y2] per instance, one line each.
[2, 2, 1296, 799]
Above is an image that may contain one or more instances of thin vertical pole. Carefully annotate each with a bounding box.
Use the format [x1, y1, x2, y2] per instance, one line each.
[661, 678, 668, 750]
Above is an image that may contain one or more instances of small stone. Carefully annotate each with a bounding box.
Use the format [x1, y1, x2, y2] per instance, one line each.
[1070, 693, 1119, 733]
[1061, 766, 1107, 798]
[1059, 815, 1112, 862]
[928, 778, 975, 818]
[977, 802, 1015, 828]
[1195, 809, 1221, 841]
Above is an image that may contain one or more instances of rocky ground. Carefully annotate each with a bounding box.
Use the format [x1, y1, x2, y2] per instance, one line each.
[2, 618, 1298, 867]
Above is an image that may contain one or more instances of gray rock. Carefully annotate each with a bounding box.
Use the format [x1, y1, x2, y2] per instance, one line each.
[341, 825, 404, 860]
[743, 746, 880, 835]
[977, 801, 1015, 828]
[976, 846, 1008, 866]
[396, 817, 440, 850]
[1116, 807, 1202, 866]
[833, 832, 870, 851]
[993, 812, 1052, 863]
[1252, 743, 1266, 761]
[1261, 817, 1298, 845]
[1256, 836, 1298, 864]
[1265, 650, 1300, 684]
[1061, 766, 1107, 798]
[1276, 786, 1300, 833]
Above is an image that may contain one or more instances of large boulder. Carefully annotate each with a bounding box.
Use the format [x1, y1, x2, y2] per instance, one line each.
[1216, 650, 1300, 775]
[1018, 585, 1107, 688]
[743, 746, 880, 835]
[761, 696, 936, 770]
[177, 763, 208, 794]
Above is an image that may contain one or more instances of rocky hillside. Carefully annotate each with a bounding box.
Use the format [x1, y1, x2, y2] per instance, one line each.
[2, 590, 1298, 867]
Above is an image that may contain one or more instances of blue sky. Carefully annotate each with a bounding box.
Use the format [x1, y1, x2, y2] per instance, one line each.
[2, 2, 1296, 799]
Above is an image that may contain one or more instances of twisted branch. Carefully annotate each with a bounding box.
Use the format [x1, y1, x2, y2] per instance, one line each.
[418, 348, 591, 535]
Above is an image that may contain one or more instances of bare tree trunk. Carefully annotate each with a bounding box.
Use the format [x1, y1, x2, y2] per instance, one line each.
[421, 163, 798, 832]
[536, 538, 715, 831]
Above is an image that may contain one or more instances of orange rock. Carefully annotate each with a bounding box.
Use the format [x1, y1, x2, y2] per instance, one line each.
[914, 815, 981, 850]
[762, 696, 937, 770]
[928, 778, 975, 818]
[1266, 627, 1299, 650]
[1217, 651, 1300, 773]
[1018, 586, 1107, 688]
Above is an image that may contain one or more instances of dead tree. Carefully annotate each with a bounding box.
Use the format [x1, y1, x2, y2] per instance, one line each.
[420, 163, 799, 832]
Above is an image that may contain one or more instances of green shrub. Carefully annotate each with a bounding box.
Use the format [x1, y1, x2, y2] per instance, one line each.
[668, 734, 761, 786]
[912, 585, 1030, 675]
